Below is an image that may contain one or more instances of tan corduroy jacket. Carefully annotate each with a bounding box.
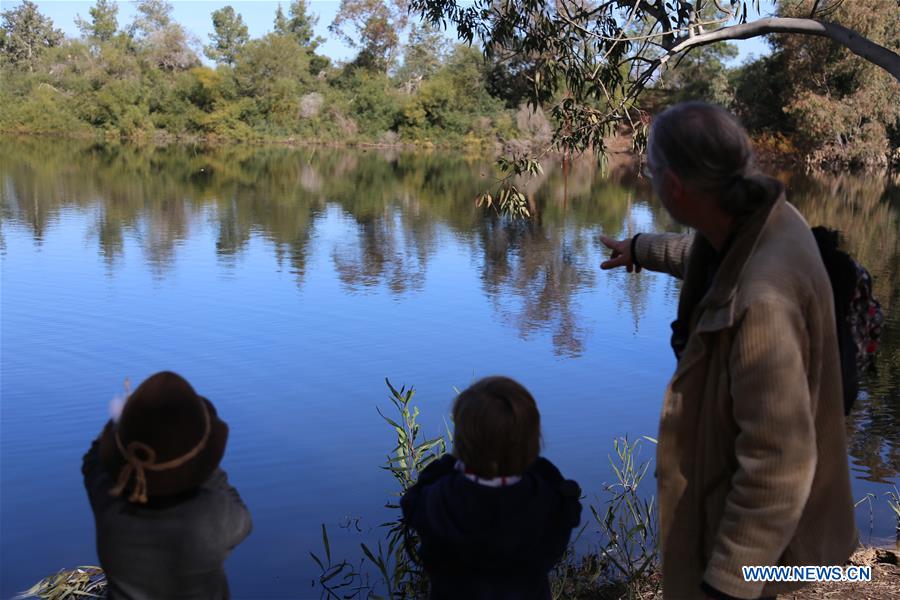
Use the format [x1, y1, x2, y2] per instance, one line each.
[634, 183, 858, 599]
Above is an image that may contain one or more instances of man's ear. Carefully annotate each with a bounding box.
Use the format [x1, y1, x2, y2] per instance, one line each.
[666, 170, 685, 204]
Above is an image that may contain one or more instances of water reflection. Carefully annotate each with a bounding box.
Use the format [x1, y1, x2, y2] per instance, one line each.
[1, 138, 897, 483]
[476, 219, 596, 357]
[333, 210, 431, 294]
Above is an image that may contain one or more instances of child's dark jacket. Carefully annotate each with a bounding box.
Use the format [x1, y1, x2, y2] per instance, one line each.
[401, 454, 582, 600]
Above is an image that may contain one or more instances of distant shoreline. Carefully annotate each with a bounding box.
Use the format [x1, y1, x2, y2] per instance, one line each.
[1, 130, 894, 175]
[0, 128, 546, 155]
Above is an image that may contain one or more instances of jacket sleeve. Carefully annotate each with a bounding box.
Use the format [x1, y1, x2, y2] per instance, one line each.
[400, 454, 455, 534]
[82, 425, 115, 514]
[633, 232, 695, 280]
[530, 458, 583, 572]
[703, 298, 817, 598]
[206, 469, 253, 552]
[540, 488, 582, 573]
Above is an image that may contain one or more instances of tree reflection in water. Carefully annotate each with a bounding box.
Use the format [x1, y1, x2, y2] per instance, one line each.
[1, 138, 896, 481]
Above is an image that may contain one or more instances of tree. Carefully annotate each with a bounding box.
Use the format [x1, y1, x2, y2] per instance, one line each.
[205, 6, 249, 66]
[76, 0, 119, 43]
[400, 45, 506, 136]
[396, 22, 448, 91]
[483, 50, 542, 110]
[409, 0, 900, 164]
[0, 0, 63, 72]
[739, 0, 899, 166]
[128, 0, 172, 39]
[233, 33, 313, 127]
[129, 0, 198, 71]
[656, 42, 738, 106]
[329, 0, 407, 73]
[274, 0, 322, 49]
[273, 5, 289, 35]
[729, 50, 792, 135]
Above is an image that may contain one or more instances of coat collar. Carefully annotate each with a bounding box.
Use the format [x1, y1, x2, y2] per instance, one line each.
[686, 177, 786, 335]
[668, 177, 785, 386]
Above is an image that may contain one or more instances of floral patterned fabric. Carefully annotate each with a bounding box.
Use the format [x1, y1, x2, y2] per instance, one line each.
[849, 260, 884, 374]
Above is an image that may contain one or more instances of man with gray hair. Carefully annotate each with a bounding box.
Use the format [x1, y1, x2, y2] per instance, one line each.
[601, 102, 857, 599]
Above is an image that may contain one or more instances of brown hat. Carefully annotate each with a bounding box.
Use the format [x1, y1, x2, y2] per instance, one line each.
[98, 371, 229, 504]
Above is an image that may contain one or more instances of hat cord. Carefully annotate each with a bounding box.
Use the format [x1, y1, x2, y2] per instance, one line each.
[109, 406, 212, 504]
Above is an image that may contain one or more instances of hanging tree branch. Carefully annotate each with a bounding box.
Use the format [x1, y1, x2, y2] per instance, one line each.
[661, 17, 900, 80]
[409, 0, 900, 215]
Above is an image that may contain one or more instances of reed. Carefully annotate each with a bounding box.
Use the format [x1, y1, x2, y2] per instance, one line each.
[16, 567, 106, 600]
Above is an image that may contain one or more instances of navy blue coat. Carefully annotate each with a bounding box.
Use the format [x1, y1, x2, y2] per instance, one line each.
[401, 454, 582, 600]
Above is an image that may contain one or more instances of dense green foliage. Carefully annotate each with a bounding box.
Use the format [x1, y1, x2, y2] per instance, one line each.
[0, 0, 897, 164]
[75, 0, 117, 43]
[205, 6, 248, 67]
[0, 0, 530, 145]
[0, 0, 62, 72]
[275, 0, 321, 50]
[731, 0, 900, 167]
[649, 1, 899, 167]
[409, 0, 898, 168]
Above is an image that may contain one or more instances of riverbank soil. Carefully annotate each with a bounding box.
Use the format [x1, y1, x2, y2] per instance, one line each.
[590, 548, 900, 599]
[781, 547, 900, 600]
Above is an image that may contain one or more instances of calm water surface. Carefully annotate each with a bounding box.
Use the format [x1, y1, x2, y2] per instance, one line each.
[1, 139, 898, 598]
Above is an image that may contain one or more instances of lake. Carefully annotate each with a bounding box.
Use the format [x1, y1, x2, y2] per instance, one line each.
[1, 138, 897, 598]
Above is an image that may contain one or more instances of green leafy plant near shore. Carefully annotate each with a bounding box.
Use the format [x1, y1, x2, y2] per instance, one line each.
[310, 379, 446, 599]
[593, 436, 659, 598]
[548, 436, 661, 600]
[886, 485, 900, 544]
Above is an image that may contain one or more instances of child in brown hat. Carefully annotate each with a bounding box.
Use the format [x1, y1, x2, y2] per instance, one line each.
[82, 371, 252, 599]
[401, 376, 582, 600]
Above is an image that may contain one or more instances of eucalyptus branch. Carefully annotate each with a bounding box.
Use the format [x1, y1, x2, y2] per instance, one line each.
[661, 17, 900, 81]
[412, 0, 900, 219]
[560, 13, 733, 45]
[476, 149, 551, 219]
[712, 0, 735, 17]
[637, 0, 674, 48]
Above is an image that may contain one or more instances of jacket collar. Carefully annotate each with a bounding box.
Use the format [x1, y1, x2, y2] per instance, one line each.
[685, 177, 786, 335]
